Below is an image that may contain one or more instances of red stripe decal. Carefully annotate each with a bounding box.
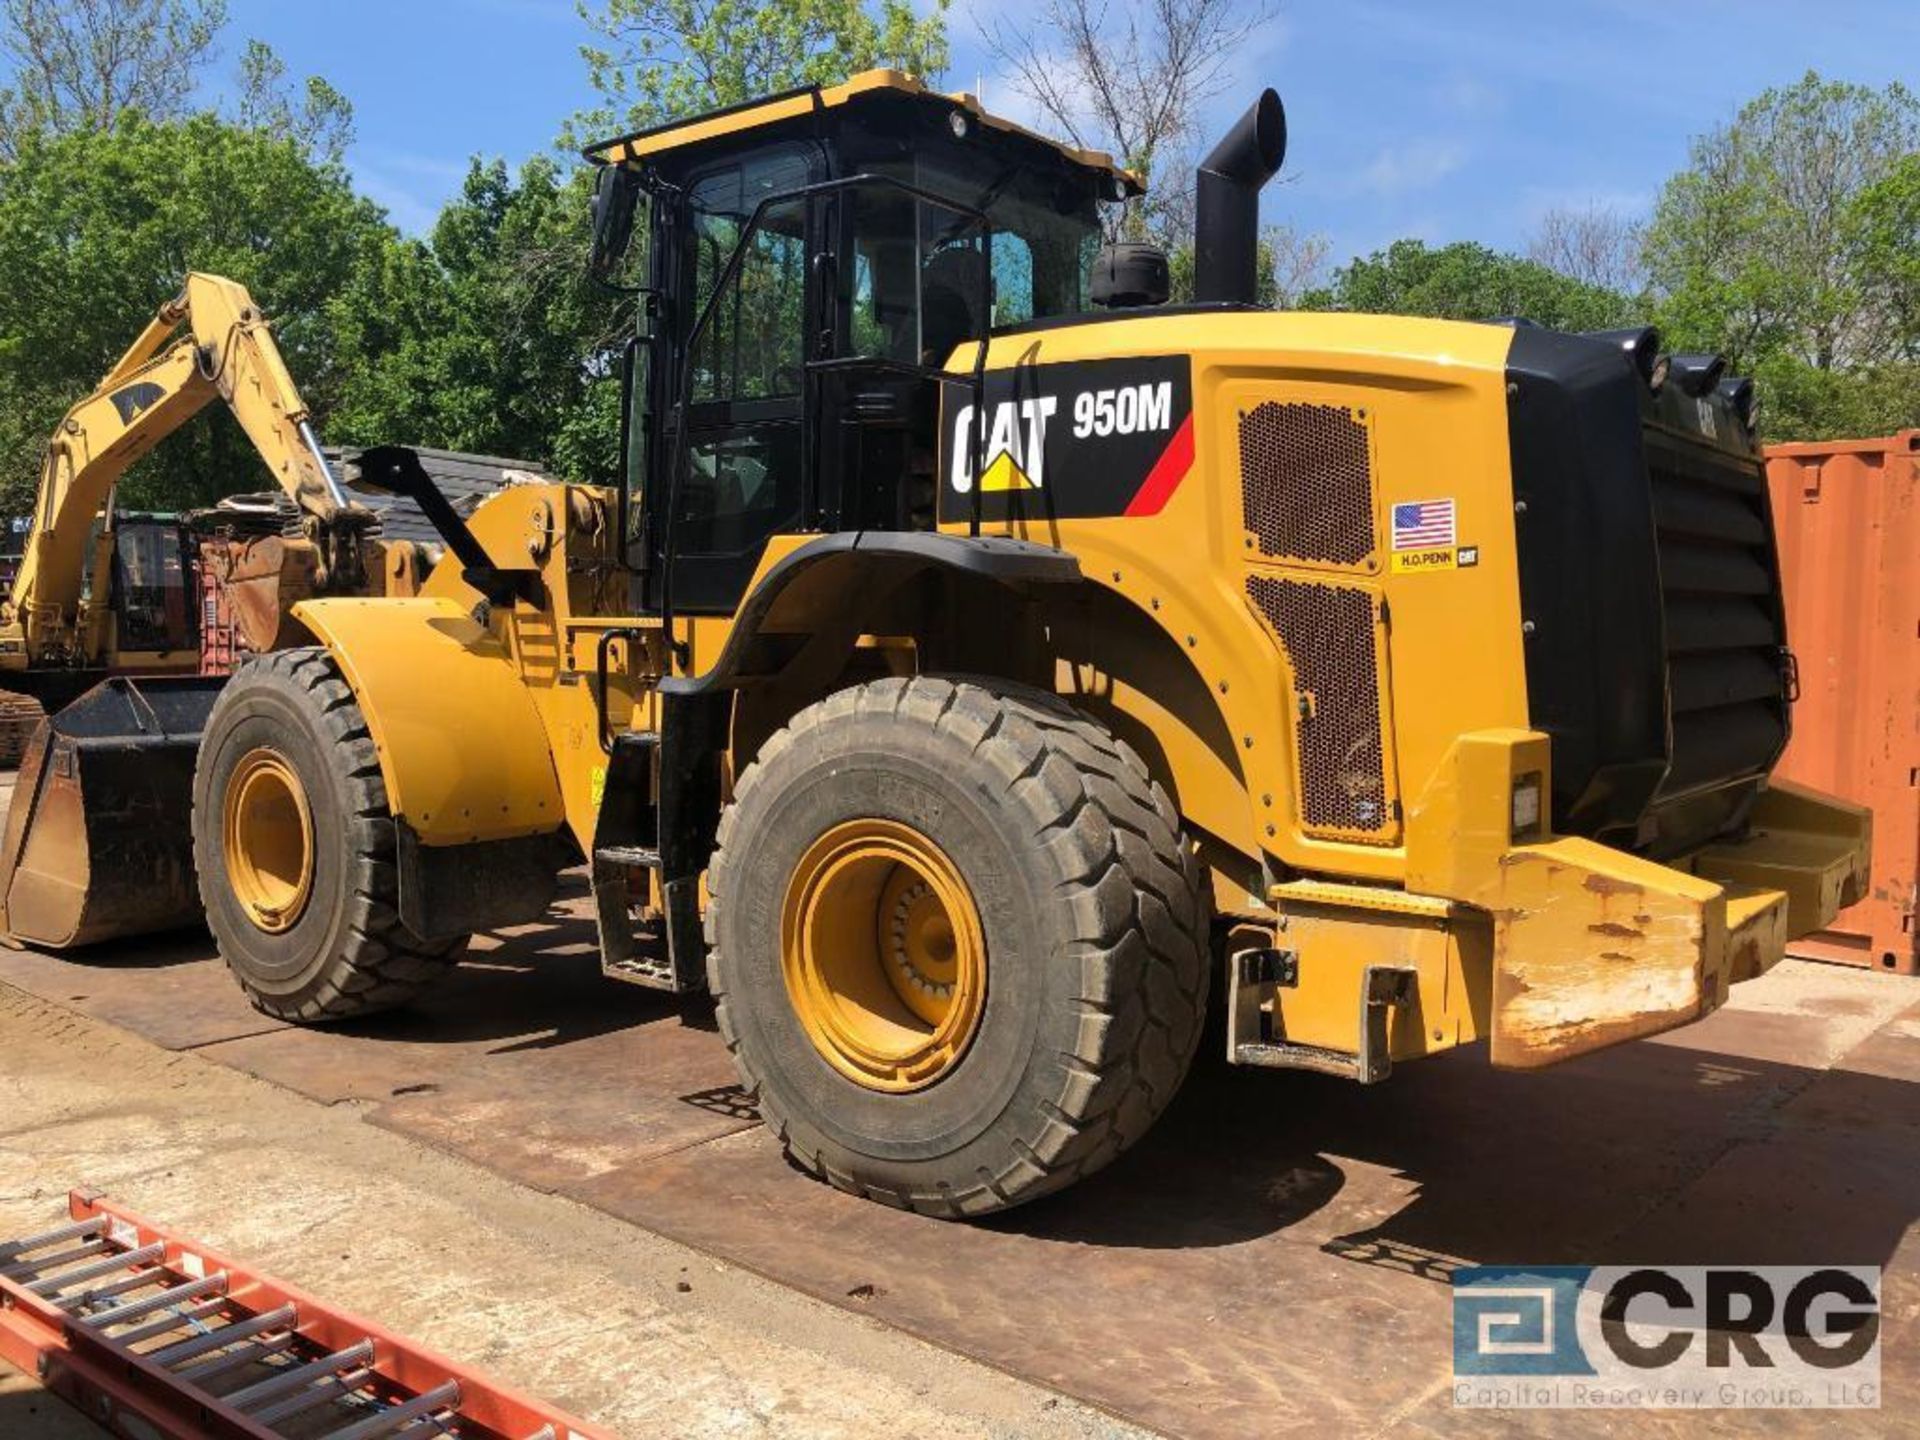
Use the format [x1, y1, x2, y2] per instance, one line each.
[1123, 414, 1196, 517]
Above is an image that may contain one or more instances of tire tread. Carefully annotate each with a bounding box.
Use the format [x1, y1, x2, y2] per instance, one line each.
[706, 674, 1208, 1217]
[194, 648, 463, 1023]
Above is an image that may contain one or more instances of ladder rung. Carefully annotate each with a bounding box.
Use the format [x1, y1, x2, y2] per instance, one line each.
[249, 1366, 374, 1427]
[172, 1330, 297, 1384]
[80, 1272, 227, 1330]
[55, 1264, 177, 1311]
[320, 1381, 462, 1440]
[30, 1242, 166, 1296]
[149, 1303, 296, 1368]
[0, 1216, 106, 1262]
[226, 1339, 374, 1410]
[1, 1237, 109, 1280]
[113, 1297, 231, 1348]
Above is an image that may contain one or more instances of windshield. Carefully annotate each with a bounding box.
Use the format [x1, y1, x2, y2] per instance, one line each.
[843, 147, 1104, 366]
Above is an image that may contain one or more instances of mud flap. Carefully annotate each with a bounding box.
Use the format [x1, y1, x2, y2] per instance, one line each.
[0, 677, 225, 949]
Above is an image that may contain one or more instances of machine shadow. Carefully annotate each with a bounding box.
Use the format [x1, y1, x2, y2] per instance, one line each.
[990, 1033, 1920, 1270]
[0, 1383, 81, 1438]
[327, 903, 685, 1052]
[48, 925, 214, 971]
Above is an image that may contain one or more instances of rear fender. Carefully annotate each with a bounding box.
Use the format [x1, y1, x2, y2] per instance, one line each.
[292, 597, 564, 846]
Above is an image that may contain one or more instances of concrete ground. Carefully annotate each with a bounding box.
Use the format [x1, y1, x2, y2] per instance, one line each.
[0, 982, 1140, 1439]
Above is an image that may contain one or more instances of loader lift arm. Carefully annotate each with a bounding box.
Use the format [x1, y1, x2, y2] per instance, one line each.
[0, 272, 370, 670]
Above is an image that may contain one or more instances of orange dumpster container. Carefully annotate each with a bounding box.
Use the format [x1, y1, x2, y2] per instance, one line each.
[1764, 430, 1919, 974]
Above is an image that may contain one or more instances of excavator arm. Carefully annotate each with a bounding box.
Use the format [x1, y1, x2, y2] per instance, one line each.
[1, 272, 364, 669]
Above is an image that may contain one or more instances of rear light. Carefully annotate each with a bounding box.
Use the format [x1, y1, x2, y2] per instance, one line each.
[1671, 353, 1727, 398]
[1512, 772, 1544, 839]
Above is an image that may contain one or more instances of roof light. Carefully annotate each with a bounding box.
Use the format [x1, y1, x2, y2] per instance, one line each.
[1670, 353, 1727, 398]
[948, 111, 970, 140]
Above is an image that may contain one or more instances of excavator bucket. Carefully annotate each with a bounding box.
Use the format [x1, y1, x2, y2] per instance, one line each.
[0, 677, 224, 949]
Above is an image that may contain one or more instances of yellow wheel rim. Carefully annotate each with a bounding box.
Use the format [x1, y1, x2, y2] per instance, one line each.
[781, 819, 986, 1092]
[222, 748, 315, 934]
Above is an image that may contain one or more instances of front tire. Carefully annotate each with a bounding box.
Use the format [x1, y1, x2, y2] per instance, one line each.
[708, 676, 1209, 1216]
[192, 648, 467, 1022]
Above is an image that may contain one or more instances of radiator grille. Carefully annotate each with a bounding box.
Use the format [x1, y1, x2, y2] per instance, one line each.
[1646, 433, 1789, 796]
[1239, 402, 1376, 564]
[1246, 576, 1394, 839]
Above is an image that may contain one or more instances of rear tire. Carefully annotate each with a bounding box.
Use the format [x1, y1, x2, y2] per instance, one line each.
[708, 676, 1210, 1217]
[192, 648, 467, 1022]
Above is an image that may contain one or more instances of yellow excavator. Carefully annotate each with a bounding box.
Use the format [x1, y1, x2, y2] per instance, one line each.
[0, 273, 379, 947]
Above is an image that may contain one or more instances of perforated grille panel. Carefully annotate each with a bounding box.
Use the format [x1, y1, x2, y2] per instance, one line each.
[1247, 575, 1394, 839]
[1239, 402, 1376, 564]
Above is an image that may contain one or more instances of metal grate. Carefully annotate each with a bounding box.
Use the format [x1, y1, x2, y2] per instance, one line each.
[1239, 402, 1376, 564]
[1247, 576, 1394, 838]
[1645, 434, 1789, 797]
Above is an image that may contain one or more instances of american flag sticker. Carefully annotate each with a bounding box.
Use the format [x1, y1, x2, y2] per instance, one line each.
[1392, 498, 1457, 551]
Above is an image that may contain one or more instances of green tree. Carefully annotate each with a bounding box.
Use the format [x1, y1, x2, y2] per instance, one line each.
[0, 0, 227, 159]
[1299, 238, 1638, 330]
[1848, 152, 1920, 363]
[233, 38, 355, 165]
[1644, 72, 1920, 439]
[574, 0, 949, 141]
[327, 157, 626, 481]
[0, 112, 398, 515]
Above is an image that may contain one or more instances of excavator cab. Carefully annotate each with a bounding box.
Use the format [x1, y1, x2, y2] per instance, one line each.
[94, 512, 197, 661]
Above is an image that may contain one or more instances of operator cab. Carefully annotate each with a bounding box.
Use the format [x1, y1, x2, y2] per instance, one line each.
[585, 70, 1141, 613]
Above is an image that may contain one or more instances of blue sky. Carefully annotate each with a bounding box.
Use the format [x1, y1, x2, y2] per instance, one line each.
[220, 0, 1920, 265]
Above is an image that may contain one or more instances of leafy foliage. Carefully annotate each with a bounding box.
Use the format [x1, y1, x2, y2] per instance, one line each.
[1643, 72, 1920, 438]
[573, 0, 949, 142]
[1300, 239, 1640, 331]
[326, 157, 627, 482]
[0, 113, 393, 515]
[232, 38, 354, 165]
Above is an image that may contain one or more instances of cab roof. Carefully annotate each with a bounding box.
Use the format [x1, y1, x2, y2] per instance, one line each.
[583, 68, 1144, 193]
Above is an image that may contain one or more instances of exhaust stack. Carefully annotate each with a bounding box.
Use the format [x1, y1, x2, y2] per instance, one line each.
[1193, 90, 1287, 305]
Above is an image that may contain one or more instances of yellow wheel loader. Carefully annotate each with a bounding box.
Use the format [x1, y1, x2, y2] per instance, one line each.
[0, 273, 386, 948]
[168, 74, 1873, 1214]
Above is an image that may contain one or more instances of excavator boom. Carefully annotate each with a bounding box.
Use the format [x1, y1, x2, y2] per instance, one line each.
[0, 274, 367, 951]
[1, 272, 355, 671]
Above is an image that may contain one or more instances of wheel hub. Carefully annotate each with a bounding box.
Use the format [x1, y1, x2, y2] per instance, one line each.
[781, 819, 986, 1092]
[222, 748, 315, 934]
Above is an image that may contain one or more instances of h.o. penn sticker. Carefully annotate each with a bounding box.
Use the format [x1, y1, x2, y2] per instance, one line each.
[1391, 497, 1460, 573]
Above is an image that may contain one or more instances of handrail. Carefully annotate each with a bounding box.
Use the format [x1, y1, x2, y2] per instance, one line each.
[657, 172, 994, 667]
[595, 626, 650, 752]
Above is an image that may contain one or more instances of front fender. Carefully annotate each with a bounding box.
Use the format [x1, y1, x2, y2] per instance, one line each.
[662, 530, 1080, 695]
[292, 597, 563, 845]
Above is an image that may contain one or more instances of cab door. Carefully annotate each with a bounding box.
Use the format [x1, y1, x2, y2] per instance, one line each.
[651, 145, 821, 614]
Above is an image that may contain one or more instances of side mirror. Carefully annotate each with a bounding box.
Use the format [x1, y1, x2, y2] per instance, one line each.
[589, 164, 642, 278]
